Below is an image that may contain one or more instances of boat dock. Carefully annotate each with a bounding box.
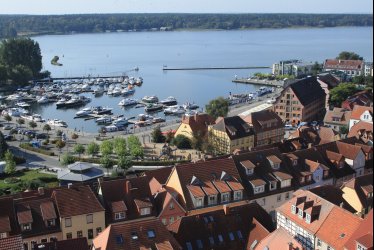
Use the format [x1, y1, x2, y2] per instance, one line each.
[163, 66, 271, 71]
[232, 78, 284, 87]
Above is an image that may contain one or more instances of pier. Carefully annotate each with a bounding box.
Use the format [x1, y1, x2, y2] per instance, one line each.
[162, 66, 271, 71]
[232, 78, 284, 87]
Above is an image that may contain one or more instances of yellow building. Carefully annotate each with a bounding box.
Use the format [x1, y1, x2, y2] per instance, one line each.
[208, 116, 254, 155]
[52, 185, 106, 245]
[174, 113, 215, 140]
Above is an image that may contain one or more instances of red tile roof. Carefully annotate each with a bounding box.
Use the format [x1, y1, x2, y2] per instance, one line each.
[40, 201, 57, 221]
[172, 158, 244, 210]
[351, 105, 373, 120]
[324, 59, 364, 71]
[52, 185, 104, 218]
[344, 210, 373, 250]
[0, 235, 23, 250]
[255, 227, 303, 250]
[316, 207, 362, 250]
[180, 113, 215, 136]
[16, 204, 33, 224]
[110, 201, 127, 213]
[348, 121, 373, 139]
[92, 218, 181, 250]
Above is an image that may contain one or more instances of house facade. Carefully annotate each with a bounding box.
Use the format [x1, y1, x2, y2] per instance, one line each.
[174, 113, 215, 140]
[274, 77, 326, 125]
[208, 116, 255, 155]
[323, 108, 351, 132]
[349, 105, 373, 131]
[324, 59, 364, 77]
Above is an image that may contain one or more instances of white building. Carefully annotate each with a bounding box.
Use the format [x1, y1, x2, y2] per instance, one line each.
[349, 106, 373, 131]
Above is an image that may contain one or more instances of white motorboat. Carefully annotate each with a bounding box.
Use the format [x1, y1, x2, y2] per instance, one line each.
[112, 117, 129, 126]
[37, 96, 50, 104]
[92, 106, 113, 115]
[118, 98, 138, 106]
[93, 87, 105, 96]
[121, 88, 135, 96]
[47, 119, 68, 128]
[6, 108, 29, 117]
[160, 96, 178, 106]
[164, 105, 185, 115]
[22, 114, 44, 122]
[16, 102, 31, 108]
[183, 102, 199, 110]
[96, 115, 112, 124]
[142, 95, 159, 103]
[75, 107, 93, 117]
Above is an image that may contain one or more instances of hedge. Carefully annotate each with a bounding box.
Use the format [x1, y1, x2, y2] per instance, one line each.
[19, 143, 55, 156]
[77, 157, 190, 166]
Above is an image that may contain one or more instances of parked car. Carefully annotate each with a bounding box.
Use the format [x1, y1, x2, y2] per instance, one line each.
[3, 125, 13, 130]
[4, 134, 13, 141]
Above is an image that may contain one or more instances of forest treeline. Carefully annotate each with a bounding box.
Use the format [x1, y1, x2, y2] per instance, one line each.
[0, 13, 372, 38]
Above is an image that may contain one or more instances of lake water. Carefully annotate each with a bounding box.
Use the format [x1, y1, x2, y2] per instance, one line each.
[29, 27, 373, 133]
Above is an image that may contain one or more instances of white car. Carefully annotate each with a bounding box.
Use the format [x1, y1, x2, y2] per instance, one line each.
[266, 99, 276, 104]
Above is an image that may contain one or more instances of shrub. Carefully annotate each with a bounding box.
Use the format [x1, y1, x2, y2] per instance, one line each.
[19, 143, 55, 156]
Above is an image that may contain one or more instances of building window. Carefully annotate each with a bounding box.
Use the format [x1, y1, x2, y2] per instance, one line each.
[169, 202, 174, 210]
[254, 186, 264, 194]
[21, 223, 31, 231]
[41, 239, 47, 243]
[96, 227, 102, 235]
[234, 191, 243, 200]
[196, 198, 204, 207]
[196, 239, 203, 249]
[88, 229, 94, 239]
[270, 182, 277, 190]
[298, 209, 304, 218]
[208, 195, 217, 205]
[115, 212, 126, 220]
[30, 241, 37, 249]
[65, 217, 72, 227]
[293, 160, 298, 166]
[209, 237, 215, 246]
[86, 214, 93, 224]
[50, 237, 57, 242]
[77, 231, 83, 238]
[317, 239, 321, 246]
[23, 243, 28, 250]
[169, 217, 175, 224]
[285, 192, 290, 199]
[162, 218, 167, 225]
[0, 233, 7, 239]
[186, 242, 193, 250]
[221, 193, 230, 203]
[147, 230, 156, 239]
[306, 213, 311, 224]
[66, 233, 72, 239]
[246, 168, 254, 176]
[277, 195, 282, 202]
[47, 219, 55, 227]
[140, 207, 151, 215]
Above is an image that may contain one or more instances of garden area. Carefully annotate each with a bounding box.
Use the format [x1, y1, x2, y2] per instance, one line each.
[0, 169, 58, 196]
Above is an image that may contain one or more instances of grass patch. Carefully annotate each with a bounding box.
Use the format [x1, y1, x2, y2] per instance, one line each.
[0, 169, 59, 194]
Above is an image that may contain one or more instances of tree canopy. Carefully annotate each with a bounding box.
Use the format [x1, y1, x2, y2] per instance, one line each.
[329, 83, 361, 107]
[336, 51, 363, 61]
[205, 97, 229, 119]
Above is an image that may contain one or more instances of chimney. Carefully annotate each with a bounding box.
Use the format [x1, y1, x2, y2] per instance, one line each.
[67, 183, 73, 189]
[38, 187, 45, 196]
[288, 242, 294, 250]
[125, 180, 132, 194]
[223, 204, 230, 215]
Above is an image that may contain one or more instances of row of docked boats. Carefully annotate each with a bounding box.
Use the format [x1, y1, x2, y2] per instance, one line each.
[75, 106, 113, 117]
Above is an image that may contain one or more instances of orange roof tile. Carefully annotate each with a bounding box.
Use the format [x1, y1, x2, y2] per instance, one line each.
[351, 105, 373, 120]
[344, 210, 373, 250]
[316, 207, 362, 250]
[255, 227, 303, 250]
[40, 201, 57, 221]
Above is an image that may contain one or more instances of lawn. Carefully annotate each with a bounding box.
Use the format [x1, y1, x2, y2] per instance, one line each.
[0, 169, 59, 191]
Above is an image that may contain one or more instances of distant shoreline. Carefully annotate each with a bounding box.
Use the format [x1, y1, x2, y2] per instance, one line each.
[16, 25, 373, 38]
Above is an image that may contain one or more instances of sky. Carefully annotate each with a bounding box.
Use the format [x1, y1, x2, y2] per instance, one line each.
[0, 0, 373, 15]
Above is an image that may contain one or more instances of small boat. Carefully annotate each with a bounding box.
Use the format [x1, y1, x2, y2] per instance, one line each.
[96, 115, 112, 124]
[112, 88, 122, 97]
[145, 103, 164, 112]
[75, 107, 93, 117]
[118, 98, 138, 106]
[183, 102, 199, 110]
[6, 108, 29, 117]
[152, 117, 166, 124]
[112, 117, 129, 126]
[164, 105, 185, 115]
[92, 106, 113, 115]
[93, 87, 105, 96]
[160, 96, 178, 106]
[47, 119, 68, 128]
[16, 102, 31, 108]
[22, 114, 44, 122]
[37, 96, 51, 104]
[142, 95, 159, 104]
[121, 88, 135, 96]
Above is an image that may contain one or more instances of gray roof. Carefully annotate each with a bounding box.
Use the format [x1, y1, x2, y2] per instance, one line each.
[68, 162, 93, 171]
[58, 165, 104, 182]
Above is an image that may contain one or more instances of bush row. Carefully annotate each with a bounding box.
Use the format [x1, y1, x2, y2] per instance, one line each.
[19, 143, 55, 156]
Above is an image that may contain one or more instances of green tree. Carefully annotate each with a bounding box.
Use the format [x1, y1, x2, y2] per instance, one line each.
[311, 62, 322, 76]
[17, 118, 25, 128]
[100, 155, 114, 174]
[4, 150, 16, 175]
[28, 121, 37, 131]
[0, 64, 7, 82]
[340, 125, 349, 135]
[87, 142, 100, 157]
[191, 131, 204, 151]
[205, 97, 229, 119]
[100, 140, 113, 156]
[73, 144, 85, 158]
[56, 139, 66, 152]
[172, 135, 192, 149]
[329, 83, 360, 107]
[4, 114, 12, 125]
[117, 155, 133, 172]
[113, 137, 127, 157]
[151, 126, 165, 143]
[165, 131, 174, 143]
[61, 153, 75, 166]
[8, 64, 33, 85]
[43, 124, 51, 135]
[336, 51, 363, 60]
[0, 38, 42, 77]
[0, 131, 8, 159]
[127, 135, 144, 159]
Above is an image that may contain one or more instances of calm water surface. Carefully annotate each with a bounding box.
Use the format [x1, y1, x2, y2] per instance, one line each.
[30, 27, 372, 133]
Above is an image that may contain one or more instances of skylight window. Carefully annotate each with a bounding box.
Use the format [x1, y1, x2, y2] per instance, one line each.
[237, 230, 243, 239]
[218, 234, 224, 243]
[186, 242, 193, 250]
[115, 234, 124, 245]
[147, 230, 155, 239]
[229, 232, 235, 241]
[196, 240, 203, 249]
[131, 232, 138, 240]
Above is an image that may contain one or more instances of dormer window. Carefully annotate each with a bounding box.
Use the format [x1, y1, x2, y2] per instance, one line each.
[254, 186, 265, 194]
[233, 191, 243, 201]
[291, 205, 297, 214]
[269, 182, 277, 191]
[306, 175, 312, 182]
[293, 160, 298, 166]
[221, 193, 230, 203]
[246, 168, 254, 176]
[298, 209, 304, 218]
[115, 212, 126, 220]
[273, 163, 280, 170]
[339, 161, 345, 168]
[47, 219, 55, 227]
[208, 195, 217, 206]
[140, 207, 151, 216]
[195, 198, 204, 208]
[21, 223, 31, 231]
[323, 170, 329, 178]
[305, 213, 311, 224]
